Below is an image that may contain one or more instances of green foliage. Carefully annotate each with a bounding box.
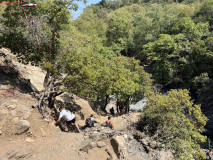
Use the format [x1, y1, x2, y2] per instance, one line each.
[195, 0, 213, 26]
[191, 73, 213, 96]
[58, 26, 153, 101]
[73, 6, 108, 45]
[106, 7, 134, 55]
[140, 89, 208, 160]
[0, 5, 6, 41]
[172, 17, 209, 40]
[143, 34, 175, 84]
[75, 0, 213, 97]
[0, 0, 76, 66]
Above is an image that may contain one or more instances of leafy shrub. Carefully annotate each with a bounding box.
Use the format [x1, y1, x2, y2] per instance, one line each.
[191, 73, 213, 96]
[139, 89, 208, 160]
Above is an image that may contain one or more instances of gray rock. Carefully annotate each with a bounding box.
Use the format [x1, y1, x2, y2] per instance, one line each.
[89, 132, 99, 140]
[123, 134, 128, 139]
[79, 146, 90, 153]
[0, 131, 2, 135]
[80, 142, 95, 153]
[7, 150, 18, 159]
[16, 147, 33, 159]
[88, 141, 96, 148]
[6, 104, 16, 109]
[105, 101, 117, 114]
[97, 141, 106, 148]
[129, 135, 134, 140]
[110, 136, 129, 159]
[16, 120, 30, 135]
[16, 105, 31, 120]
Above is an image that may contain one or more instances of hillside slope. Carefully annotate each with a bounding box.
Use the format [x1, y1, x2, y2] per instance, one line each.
[0, 48, 173, 160]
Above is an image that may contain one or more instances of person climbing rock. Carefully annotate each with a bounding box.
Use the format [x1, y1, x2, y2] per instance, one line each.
[85, 114, 98, 127]
[53, 107, 80, 133]
[101, 116, 114, 129]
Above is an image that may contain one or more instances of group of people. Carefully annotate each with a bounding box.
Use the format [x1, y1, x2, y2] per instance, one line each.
[54, 107, 114, 132]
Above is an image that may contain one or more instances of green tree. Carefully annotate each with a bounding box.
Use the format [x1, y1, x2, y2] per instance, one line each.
[143, 34, 176, 84]
[139, 89, 208, 160]
[106, 7, 134, 56]
[172, 17, 209, 40]
[58, 27, 153, 113]
[0, 0, 83, 116]
[195, 0, 213, 27]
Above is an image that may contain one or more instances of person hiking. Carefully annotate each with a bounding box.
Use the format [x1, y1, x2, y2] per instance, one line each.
[53, 107, 80, 133]
[85, 114, 97, 127]
[101, 116, 114, 129]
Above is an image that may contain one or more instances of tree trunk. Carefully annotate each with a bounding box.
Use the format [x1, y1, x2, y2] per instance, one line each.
[38, 72, 63, 117]
[116, 101, 120, 114]
[125, 96, 130, 113]
[104, 95, 109, 111]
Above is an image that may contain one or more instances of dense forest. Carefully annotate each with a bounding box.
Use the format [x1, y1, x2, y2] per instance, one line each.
[75, 0, 213, 93]
[0, 0, 213, 159]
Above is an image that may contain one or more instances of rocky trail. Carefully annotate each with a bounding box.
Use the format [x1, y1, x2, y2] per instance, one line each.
[0, 108, 172, 160]
[0, 48, 173, 160]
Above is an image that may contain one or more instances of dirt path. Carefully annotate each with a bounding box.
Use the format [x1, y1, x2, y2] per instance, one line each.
[0, 107, 141, 160]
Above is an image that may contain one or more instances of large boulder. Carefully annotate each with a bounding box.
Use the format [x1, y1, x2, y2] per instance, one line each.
[110, 136, 129, 159]
[16, 120, 30, 135]
[105, 101, 117, 114]
[15, 105, 31, 120]
[15, 147, 33, 159]
[97, 141, 106, 148]
[79, 141, 96, 153]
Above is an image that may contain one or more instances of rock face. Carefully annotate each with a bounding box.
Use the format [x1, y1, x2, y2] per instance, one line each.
[81, 125, 175, 160]
[97, 141, 106, 148]
[105, 101, 117, 114]
[111, 136, 128, 159]
[16, 120, 30, 135]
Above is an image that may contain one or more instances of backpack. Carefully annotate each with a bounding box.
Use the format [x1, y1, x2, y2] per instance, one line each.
[85, 117, 93, 127]
[105, 120, 112, 128]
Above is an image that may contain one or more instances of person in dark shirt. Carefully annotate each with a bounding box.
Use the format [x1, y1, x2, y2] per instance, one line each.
[101, 116, 114, 129]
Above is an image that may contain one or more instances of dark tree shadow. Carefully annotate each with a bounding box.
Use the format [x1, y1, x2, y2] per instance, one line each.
[0, 72, 39, 94]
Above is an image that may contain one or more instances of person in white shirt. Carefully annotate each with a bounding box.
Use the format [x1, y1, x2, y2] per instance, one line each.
[54, 107, 80, 133]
